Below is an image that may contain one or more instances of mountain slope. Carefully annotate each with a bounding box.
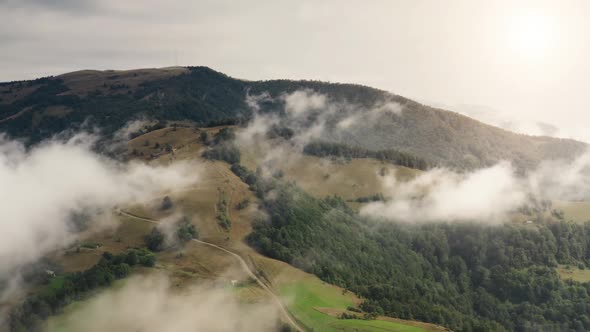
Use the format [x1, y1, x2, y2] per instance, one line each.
[0, 66, 585, 170]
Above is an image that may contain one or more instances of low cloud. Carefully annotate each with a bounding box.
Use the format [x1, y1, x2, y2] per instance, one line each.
[239, 91, 590, 224]
[241, 89, 403, 148]
[47, 273, 280, 332]
[237, 90, 404, 177]
[361, 163, 526, 223]
[361, 151, 590, 223]
[0, 133, 199, 279]
[282, 90, 327, 118]
[111, 118, 152, 143]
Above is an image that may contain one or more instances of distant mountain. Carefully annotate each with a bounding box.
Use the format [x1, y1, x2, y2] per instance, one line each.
[0, 66, 585, 170]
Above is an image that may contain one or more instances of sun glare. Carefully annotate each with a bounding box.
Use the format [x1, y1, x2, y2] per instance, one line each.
[507, 11, 557, 61]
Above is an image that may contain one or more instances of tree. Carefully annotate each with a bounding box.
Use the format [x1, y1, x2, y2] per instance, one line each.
[236, 199, 250, 210]
[202, 143, 241, 164]
[213, 127, 236, 144]
[160, 196, 173, 210]
[140, 254, 156, 267]
[144, 227, 165, 251]
[200, 131, 209, 144]
[176, 217, 198, 242]
[125, 251, 138, 266]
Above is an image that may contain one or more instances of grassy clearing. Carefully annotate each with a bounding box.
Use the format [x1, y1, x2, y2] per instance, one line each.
[554, 201, 590, 223]
[279, 277, 427, 332]
[279, 278, 354, 331]
[240, 142, 420, 205]
[42, 276, 66, 297]
[331, 319, 424, 332]
[557, 264, 590, 283]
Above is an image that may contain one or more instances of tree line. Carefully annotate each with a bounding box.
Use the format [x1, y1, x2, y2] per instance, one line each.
[230, 161, 590, 331]
[7, 249, 156, 332]
[303, 141, 429, 170]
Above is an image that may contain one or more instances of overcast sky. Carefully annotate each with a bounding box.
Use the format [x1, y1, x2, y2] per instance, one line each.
[1, 0, 589, 141]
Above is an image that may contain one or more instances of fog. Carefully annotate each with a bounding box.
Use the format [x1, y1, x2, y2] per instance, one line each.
[361, 163, 526, 223]
[0, 132, 199, 279]
[239, 90, 590, 224]
[361, 153, 590, 223]
[46, 273, 280, 332]
[237, 89, 403, 177]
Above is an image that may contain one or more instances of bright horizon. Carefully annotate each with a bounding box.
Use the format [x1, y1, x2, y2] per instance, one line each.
[2, 0, 589, 142]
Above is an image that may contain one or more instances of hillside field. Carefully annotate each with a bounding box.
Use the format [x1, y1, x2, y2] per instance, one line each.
[40, 126, 439, 332]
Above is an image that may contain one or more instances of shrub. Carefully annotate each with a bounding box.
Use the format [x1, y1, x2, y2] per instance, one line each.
[144, 227, 165, 251]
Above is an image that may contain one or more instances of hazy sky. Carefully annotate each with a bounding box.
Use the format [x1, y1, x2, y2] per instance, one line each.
[1, 0, 589, 141]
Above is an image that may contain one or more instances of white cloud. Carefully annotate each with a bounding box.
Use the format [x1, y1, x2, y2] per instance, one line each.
[361, 150, 590, 223]
[240, 90, 403, 147]
[0, 133, 199, 277]
[361, 163, 526, 223]
[112, 118, 151, 142]
[47, 273, 280, 332]
[282, 89, 326, 118]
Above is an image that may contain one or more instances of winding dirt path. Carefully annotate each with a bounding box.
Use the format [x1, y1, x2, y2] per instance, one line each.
[117, 210, 304, 332]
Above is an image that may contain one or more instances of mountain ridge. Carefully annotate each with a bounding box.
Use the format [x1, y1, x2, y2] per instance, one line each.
[0, 66, 585, 170]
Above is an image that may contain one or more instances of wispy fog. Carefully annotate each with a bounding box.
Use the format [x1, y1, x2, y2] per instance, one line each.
[240, 90, 590, 224]
[46, 273, 280, 332]
[237, 89, 403, 177]
[0, 132, 199, 280]
[361, 153, 590, 223]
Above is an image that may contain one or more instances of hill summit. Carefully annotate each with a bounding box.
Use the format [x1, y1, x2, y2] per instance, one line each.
[0, 66, 585, 170]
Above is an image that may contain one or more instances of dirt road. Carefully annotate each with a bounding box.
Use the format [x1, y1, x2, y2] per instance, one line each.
[117, 210, 304, 332]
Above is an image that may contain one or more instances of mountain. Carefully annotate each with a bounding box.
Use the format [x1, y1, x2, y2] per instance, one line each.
[0, 66, 585, 170]
[4, 67, 590, 332]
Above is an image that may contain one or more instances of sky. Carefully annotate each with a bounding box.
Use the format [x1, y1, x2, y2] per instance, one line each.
[1, 0, 589, 141]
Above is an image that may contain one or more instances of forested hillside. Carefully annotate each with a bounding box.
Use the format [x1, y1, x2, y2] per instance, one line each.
[0, 67, 585, 170]
[231, 163, 590, 332]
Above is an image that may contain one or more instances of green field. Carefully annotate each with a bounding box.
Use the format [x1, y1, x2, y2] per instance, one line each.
[280, 278, 424, 332]
[331, 319, 424, 332]
[557, 265, 590, 283]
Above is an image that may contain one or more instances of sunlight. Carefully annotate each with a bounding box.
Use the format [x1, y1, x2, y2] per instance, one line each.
[506, 11, 558, 61]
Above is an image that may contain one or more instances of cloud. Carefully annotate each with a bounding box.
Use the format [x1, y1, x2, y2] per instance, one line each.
[111, 118, 151, 142]
[527, 152, 590, 201]
[336, 100, 402, 130]
[240, 89, 403, 147]
[361, 150, 590, 223]
[239, 90, 590, 224]
[105, 118, 154, 154]
[361, 163, 526, 223]
[0, 133, 199, 278]
[236, 89, 405, 178]
[282, 90, 326, 118]
[46, 273, 281, 332]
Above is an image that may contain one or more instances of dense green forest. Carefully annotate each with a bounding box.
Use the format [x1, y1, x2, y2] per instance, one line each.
[303, 141, 429, 170]
[231, 163, 590, 332]
[0, 66, 586, 169]
[7, 249, 156, 332]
